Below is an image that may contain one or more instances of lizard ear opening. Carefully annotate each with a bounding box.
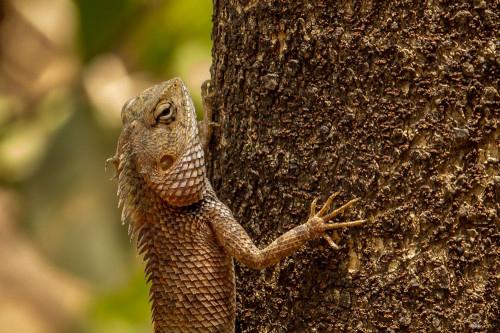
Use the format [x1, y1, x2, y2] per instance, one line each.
[160, 155, 175, 171]
[145, 142, 207, 207]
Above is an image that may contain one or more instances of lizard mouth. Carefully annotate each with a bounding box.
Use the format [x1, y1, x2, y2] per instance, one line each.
[159, 155, 175, 171]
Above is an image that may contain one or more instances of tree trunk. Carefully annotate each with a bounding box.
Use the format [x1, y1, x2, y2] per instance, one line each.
[208, 1, 499, 332]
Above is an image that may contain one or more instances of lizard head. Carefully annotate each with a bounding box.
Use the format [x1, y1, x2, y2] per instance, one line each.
[109, 77, 206, 209]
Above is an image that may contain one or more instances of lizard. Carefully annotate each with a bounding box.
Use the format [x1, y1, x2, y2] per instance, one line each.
[106, 77, 366, 332]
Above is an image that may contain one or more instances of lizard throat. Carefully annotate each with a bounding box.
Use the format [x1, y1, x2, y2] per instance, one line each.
[150, 141, 206, 207]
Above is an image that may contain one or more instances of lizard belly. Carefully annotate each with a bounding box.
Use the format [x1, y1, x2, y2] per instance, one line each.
[150, 223, 235, 333]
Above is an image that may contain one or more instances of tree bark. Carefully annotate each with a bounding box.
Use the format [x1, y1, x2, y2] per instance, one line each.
[209, 1, 499, 332]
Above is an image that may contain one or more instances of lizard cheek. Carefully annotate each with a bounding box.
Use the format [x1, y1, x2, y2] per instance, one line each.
[159, 155, 175, 171]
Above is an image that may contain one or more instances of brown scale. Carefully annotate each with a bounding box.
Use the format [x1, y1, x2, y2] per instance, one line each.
[107, 77, 366, 332]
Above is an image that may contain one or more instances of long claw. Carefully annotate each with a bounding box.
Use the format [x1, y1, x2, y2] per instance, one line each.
[310, 197, 319, 217]
[201, 80, 211, 97]
[106, 156, 118, 171]
[323, 233, 340, 250]
[323, 198, 361, 221]
[322, 219, 367, 231]
[318, 191, 341, 216]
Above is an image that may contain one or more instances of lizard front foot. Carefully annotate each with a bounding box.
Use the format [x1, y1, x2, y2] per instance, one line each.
[199, 80, 220, 154]
[306, 191, 366, 249]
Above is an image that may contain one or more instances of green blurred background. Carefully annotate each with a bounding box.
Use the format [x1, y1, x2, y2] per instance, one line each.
[0, 0, 212, 332]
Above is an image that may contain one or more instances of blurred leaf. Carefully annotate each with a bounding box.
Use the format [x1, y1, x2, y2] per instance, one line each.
[74, 0, 143, 61]
[85, 269, 151, 333]
[0, 90, 74, 182]
[129, 0, 212, 73]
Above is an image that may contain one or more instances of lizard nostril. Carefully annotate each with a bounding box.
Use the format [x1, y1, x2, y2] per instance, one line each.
[159, 155, 175, 171]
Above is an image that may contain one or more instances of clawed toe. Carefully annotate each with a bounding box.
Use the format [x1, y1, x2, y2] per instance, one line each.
[310, 191, 360, 221]
[310, 197, 319, 217]
[322, 233, 340, 250]
[322, 197, 361, 221]
[308, 193, 366, 249]
[318, 191, 341, 216]
[322, 219, 367, 231]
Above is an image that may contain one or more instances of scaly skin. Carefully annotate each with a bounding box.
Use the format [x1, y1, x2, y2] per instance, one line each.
[107, 77, 366, 332]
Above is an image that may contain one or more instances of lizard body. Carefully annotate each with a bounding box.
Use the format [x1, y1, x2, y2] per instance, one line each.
[107, 77, 365, 332]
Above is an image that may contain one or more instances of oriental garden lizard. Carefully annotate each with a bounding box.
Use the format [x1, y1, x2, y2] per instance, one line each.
[107, 77, 366, 332]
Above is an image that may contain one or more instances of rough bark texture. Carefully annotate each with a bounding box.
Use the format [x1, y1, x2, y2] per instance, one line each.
[208, 1, 499, 332]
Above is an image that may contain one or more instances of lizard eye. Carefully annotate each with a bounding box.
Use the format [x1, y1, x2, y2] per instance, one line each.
[155, 102, 176, 124]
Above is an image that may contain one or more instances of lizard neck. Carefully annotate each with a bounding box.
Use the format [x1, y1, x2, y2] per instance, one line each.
[115, 139, 206, 235]
[152, 139, 207, 207]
